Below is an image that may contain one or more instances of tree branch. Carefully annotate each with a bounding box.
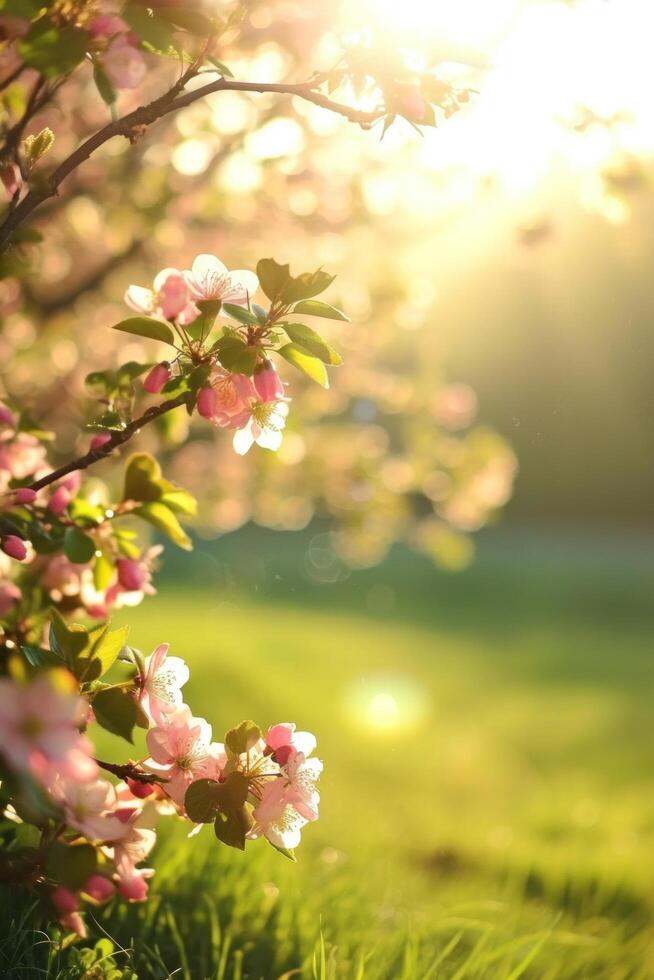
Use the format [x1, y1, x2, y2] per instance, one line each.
[0, 77, 383, 252]
[26, 391, 189, 493]
[94, 758, 168, 785]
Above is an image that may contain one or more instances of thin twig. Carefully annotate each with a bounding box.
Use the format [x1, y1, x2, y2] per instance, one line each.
[27, 391, 189, 493]
[94, 758, 167, 785]
[0, 77, 383, 251]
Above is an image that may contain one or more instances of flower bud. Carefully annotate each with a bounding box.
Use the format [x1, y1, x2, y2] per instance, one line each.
[197, 386, 218, 421]
[118, 874, 149, 902]
[0, 581, 21, 616]
[116, 557, 147, 592]
[14, 487, 37, 505]
[0, 404, 16, 428]
[60, 911, 87, 937]
[143, 362, 171, 394]
[1, 535, 26, 561]
[83, 874, 116, 904]
[90, 432, 112, 452]
[395, 83, 427, 123]
[47, 485, 71, 516]
[254, 363, 284, 402]
[51, 886, 79, 916]
[1, 163, 22, 200]
[127, 777, 155, 799]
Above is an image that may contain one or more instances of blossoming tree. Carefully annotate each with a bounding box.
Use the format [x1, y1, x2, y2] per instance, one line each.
[0, 0, 512, 946]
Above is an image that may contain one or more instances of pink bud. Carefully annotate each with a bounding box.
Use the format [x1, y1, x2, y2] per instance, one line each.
[127, 777, 155, 799]
[14, 487, 36, 504]
[143, 362, 171, 394]
[0, 403, 16, 428]
[90, 432, 112, 452]
[47, 485, 71, 516]
[1, 535, 26, 561]
[0, 581, 21, 616]
[197, 386, 218, 421]
[60, 911, 87, 937]
[254, 364, 284, 402]
[118, 874, 149, 902]
[51, 885, 79, 916]
[157, 271, 189, 319]
[1, 163, 22, 200]
[396, 84, 427, 123]
[116, 558, 147, 592]
[83, 874, 116, 903]
[88, 13, 128, 37]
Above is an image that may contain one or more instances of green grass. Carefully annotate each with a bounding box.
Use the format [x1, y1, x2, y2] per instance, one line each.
[3, 528, 654, 978]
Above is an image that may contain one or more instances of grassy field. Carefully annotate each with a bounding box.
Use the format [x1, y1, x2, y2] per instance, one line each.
[3, 527, 654, 978]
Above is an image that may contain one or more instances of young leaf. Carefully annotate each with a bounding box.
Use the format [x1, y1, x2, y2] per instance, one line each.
[224, 720, 262, 756]
[112, 317, 175, 346]
[214, 336, 258, 375]
[185, 778, 221, 824]
[256, 258, 291, 302]
[280, 269, 335, 304]
[46, 842, 97, 891]
[92, 687, 138, 743]
[269, 841, 297, 862]
[63, 527, 96, 564]
[19, 19, 88, 77]
[207, 56, 233, 77]
[93, 60, 116, 107]
[122, 3, 175, 52]
[292, 300, 349, 322]
[123, 452, 163, 503]
[77, 624, 129, 682]
[282, 323, 342, 365]
[136, 502, 192, 550]
[156, 6, 218, 36]
[222, 303, 259, 326]
[278, 344, 329, 388]
[93, 551, 115, 591]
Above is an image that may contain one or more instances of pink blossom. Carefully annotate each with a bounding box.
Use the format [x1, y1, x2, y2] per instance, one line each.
[106, 799, 158, 901]
[49, 776, 127, 841]
[265, 722, 317, 765]
[252, 778, 310, 850]
[143, 362, 171, 394]
[230, 369, 290, 455]
[116, 557, 153, 593]
[1, 534, 26, 561]
[196, 370, 252, 429]
[145, 707, 213, 806]
[395, 83, 428, 122]
[0, 432, 47, 487]
[102, 36, 147, 90]
[183, 254, 258, 308]
[125, 268, 198, 323]
[83, 874, 116, 903]
[88, 13, 129, 37]
[0, 672, 96, 780]
[138, 643, 189, 726]
[0, 580, 21, 615]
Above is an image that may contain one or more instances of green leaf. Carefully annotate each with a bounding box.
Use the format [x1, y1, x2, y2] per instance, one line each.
[282, 323, 342, 365]
[93, 552, 115, 591]
[280, 269, 335, 304]
[19, 18, 89, 77]
[211, 772, 252, 851]
[122, 3, 175, 52]
[207, 55, 233, 78]
[78, 625, 129, 682]
[185, 778, 221, 824]
[256, 258, 291, 303]
[92, 687, 138, 743]
[117, 361, 151, 384]
[214, 336, 258, 375]
[224, 720, 262, 756]
[46, 842, 97, 891]
[136, 501, 192, 550]
[196, 299, 222, 317]
[93, 60, 116, 107]
[112, 317, 175, 346]
[124, 452, 163, 503]
[156, 6, 218, 35]
[292, 300, 349, 322]
[222, 303, 259, 326]
[63, 527, 96, 564]
[159, 489, 197, 516]
[278, 344, 329, 388]
[21, 645, 64, 669]
[49, 610, 89, 666]
[269, 841, 297, 862]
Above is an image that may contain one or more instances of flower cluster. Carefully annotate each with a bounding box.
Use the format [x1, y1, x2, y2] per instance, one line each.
[0, 637, 321, 938]
[0, 251, 337, 941]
